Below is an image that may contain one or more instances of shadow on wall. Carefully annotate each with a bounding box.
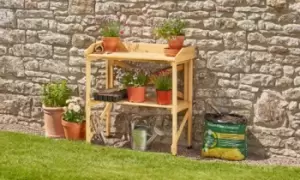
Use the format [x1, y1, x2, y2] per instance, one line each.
[247, 130, 268, 160]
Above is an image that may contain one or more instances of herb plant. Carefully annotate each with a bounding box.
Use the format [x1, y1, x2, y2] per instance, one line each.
[100, 21, 121, 37]
[154, 18, 187, 40]
[63, 97, 85, 123]
[42, 81, 72, 107]
[154, 75, 172, 91]
[122, 71, 149, 87]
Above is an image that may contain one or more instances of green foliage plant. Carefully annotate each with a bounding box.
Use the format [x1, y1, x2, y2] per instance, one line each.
[122, 70, 149, 87]
[100, 21, 121, 37]
[153, 75, 172, 91]
[154, 18, 187, 40]
[42, 80, 72, 107]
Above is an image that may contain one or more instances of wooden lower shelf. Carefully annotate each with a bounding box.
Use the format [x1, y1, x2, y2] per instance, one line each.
[90, 99, 189, 112]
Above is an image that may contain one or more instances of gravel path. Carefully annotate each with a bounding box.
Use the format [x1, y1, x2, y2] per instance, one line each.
[1, 123, 300, 167]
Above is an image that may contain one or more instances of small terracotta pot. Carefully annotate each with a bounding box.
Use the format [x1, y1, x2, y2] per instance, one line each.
[168, 36, 185, 49]
[80, 121, 86, 140]
[156, 90, 172, 105]
[61, 120, 81, 140]
[164, 48, 180, 57]
[102, 37, 120, 52]
[127, 87, 146, 103]
[43, 106, 65, 138]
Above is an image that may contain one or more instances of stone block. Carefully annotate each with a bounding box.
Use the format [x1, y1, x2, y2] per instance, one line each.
[283, 24, 300, 33]
[57, 23, 83, 34]
[204, 18, 237, 29]
[25, 0, 49, 9]
[223, 31, 246, 49]
[40, 59, 68, 74]
[11, 43, 52, 58]
[237, 20, 257, 31]
[248, 32, 267, 44]
[216, 0, 242, 6]
[26, 30, 39, 43]
[0, 45, 6, 55]
[95, 2, 121, 14]
[0, 56, 24, 77]
[68, 0, 95, 15]
[268, 36, 300, 47]
[24, 57, 39, 71]
[254, 90, 288, 128]
[72, 34, 95, 48]
[0, 9, 15, 28]
[150, 1, 176, 11]
[196, 39, 223, 50]
[50, 1, 68, 11]
[18, 19, 48, 30]
[0, 29, 25, 44]
[69, 56, 85, 66]
[241, 74, 275, 87]
[16, 10, 53, 18]
[38, 31, 71, 46]
[207, 50, 250, 73]
[0, 0, 24, 8]
[283, 88, 300, 100]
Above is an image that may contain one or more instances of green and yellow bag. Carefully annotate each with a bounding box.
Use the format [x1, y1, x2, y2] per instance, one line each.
[201, 113, 247, 161]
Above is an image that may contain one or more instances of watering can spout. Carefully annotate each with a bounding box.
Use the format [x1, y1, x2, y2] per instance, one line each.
[131, 125, 165, 151]
[146, 126, 165, 146]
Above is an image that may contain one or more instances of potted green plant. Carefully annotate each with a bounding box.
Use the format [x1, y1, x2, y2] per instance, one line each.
[153, 75, 172, 105]
[154, 18, 187, 56]
[122, 70, 149, 103]
[62, 97, 85, 140]
[100, 21, 122, 52]
[42, 80, 71, 138]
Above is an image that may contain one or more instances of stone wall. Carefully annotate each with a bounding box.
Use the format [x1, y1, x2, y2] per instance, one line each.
[1, 0, 300, 158]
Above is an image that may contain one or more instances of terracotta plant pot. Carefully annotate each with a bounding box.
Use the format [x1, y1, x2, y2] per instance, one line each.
[80, 121, 86, 140]
[127, 87, 146, 103]
[43, 106, 65, 138]
[168, 36, 185, 49]
[61, 120, 81, 140]
[102, 37, 120, 52]
[156, 90, 172, 105]
[164, 48, 180, 57]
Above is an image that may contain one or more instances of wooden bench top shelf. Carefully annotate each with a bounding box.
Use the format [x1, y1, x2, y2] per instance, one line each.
[84, 42, 195, 155]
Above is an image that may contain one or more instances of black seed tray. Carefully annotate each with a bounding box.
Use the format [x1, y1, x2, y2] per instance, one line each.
[93, 88, 127, 102]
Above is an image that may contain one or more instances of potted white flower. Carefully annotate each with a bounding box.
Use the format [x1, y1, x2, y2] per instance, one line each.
[61, 97, 85, 140]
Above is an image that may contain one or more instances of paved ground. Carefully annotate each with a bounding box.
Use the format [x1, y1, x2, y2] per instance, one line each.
[1, 123, 300, 167]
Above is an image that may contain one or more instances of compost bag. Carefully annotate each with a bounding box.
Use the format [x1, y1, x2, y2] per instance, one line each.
[201, 113, 247, 161]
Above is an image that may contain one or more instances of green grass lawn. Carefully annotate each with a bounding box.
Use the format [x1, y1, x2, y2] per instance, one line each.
[0, 132, 299, 180]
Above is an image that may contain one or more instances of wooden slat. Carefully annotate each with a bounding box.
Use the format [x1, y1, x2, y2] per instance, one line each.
[187, 60, 193, 147]
[85, 60, 92, 143]
[88, 52, 175, 62]
[113, 61, 133, 70]
[175, 46, 196, 63]
[123, 42, 168, 53]
[90, 99, 188, 111]
[176, 110, 189, 143]
[171, 63, 178, 156]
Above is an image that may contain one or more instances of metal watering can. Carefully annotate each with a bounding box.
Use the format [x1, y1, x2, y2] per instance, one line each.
[131, 124, 165, 151]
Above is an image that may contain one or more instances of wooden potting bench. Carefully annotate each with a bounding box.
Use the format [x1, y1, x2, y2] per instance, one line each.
[84, 42, 195, 155]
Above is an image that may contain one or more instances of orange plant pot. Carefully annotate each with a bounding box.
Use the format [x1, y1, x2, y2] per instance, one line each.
[164, 48, 180, 57]
[127, 87, 146, 103]
[102, 37, 120, 52]
[61, 120, 81, 140]
[156, 90, 172, 105]
[168, 36, 185, 49]
[43, 106, 65, 138]
[80, 121, 86, 140]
